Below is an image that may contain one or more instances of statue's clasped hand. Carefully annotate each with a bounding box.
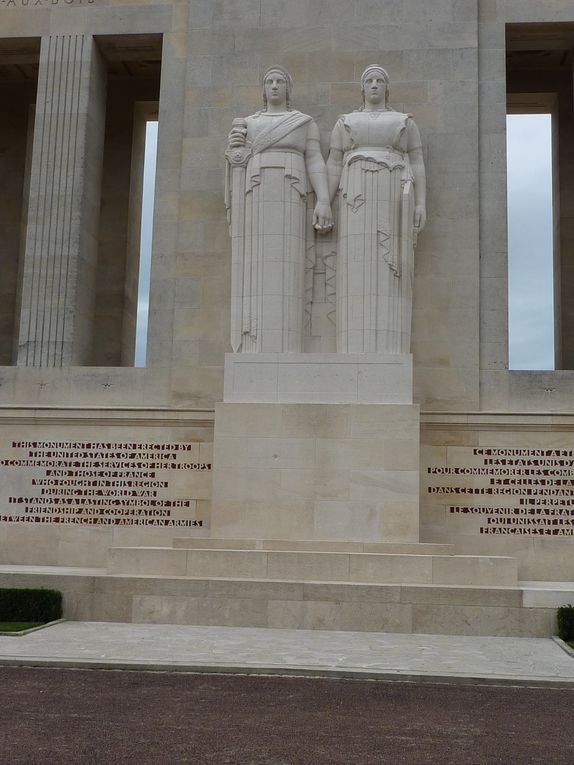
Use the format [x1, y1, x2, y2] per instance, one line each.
[414, 205, 426, 233]
[313, 202, 334, 233]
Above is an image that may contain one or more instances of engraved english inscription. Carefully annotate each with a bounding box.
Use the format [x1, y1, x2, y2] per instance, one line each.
[0, 0, 95, 7]
[0, 440, 211, 527]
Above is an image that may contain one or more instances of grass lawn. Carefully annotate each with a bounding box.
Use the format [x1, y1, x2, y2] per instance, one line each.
[568, 641, 574, 652]
[0, 621, 44, 632]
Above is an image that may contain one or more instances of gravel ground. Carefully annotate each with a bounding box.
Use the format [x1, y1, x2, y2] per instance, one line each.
[0, 667, 572, 764]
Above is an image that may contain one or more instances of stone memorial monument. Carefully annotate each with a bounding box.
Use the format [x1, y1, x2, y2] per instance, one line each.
[212, 65, 425, 542]
[0, 0, 572, 638]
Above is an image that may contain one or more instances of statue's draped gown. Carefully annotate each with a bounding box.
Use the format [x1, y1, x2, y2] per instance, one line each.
[226, 110, 314, 353]
[330, 110, 420, 354]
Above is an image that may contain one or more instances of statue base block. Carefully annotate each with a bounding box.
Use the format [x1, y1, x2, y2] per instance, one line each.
[223, 353, 412, 404]
[211, 402, 420, 543]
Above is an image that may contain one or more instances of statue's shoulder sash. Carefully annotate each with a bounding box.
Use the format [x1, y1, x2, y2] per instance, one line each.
[251, 111, 312, 155]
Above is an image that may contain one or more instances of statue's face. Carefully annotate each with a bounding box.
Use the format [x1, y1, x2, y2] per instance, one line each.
[264, 71, 288, 107]
[363, 73, 386, 106]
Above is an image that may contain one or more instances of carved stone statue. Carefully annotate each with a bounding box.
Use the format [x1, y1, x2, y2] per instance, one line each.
[326, 65, 426, 354]
[225, 66, 333, 353]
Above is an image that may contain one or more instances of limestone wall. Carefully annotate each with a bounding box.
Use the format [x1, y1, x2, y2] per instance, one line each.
[0, 0, 570, 413]
[0, 0, 480, 410]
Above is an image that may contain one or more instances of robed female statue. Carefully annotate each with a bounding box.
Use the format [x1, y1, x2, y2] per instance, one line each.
[225, 67, 333, 353]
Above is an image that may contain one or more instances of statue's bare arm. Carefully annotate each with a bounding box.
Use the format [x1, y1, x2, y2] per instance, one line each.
[407, 121, 426, 232]
[326, 147, 344, 204]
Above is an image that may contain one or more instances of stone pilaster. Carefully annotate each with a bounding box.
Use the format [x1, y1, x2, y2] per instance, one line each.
[16, 34, 106, 366]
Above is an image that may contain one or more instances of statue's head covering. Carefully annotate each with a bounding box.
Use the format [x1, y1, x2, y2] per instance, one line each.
[360, 65, 390, 106]
[262, 66, 293, 109]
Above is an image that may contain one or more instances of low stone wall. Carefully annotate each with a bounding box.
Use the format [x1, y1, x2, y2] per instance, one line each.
[0, 568, 559, 638]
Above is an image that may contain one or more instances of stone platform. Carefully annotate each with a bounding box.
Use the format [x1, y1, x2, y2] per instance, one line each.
[96, 538, 571, 635]
[1, 537, 567, 638]
[107, 539, 518, 587]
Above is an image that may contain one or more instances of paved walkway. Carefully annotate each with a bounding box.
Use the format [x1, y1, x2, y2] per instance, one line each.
[1, 621, 573, 686]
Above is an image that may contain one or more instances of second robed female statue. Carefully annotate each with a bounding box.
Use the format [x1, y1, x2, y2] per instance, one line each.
[326, 65, 426, 355]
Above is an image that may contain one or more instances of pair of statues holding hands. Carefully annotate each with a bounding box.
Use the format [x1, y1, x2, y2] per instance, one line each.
[225, 65, 426, 355]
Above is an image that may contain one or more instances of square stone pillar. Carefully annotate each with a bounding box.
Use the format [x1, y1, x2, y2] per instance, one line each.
[16, 35, 107, 367]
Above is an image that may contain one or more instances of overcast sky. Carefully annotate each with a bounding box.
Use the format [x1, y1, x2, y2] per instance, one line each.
[133, 116, 555, 370]
[134, 121, 158, 368]
[506, 113, 554, 370]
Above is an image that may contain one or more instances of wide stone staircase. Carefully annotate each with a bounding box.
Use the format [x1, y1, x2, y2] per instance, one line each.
[97, 537, 560, 637]
[0, 537, 569, 636]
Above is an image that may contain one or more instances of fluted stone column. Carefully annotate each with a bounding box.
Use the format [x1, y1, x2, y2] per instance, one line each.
[16, 35, 107, 367]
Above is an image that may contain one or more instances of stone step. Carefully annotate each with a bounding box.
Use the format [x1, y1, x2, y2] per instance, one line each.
[107, 547, 518, 587]
[519, 581, 574, 608]
[172, 538, 455, 555]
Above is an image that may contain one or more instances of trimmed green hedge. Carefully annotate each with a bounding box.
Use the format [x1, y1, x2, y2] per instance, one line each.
[557, 604, 574, 642]
[0, 589, 62, 623]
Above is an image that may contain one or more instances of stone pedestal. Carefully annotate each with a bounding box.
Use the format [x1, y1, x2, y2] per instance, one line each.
[211, 402, 420, 542]
[224, 352, 412, 404]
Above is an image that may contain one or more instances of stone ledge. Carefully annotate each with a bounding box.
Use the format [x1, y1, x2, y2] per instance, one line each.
[106, 546, 519, 587]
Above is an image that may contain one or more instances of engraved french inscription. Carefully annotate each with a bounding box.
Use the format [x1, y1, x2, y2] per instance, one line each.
[427, 448, 574, 536]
